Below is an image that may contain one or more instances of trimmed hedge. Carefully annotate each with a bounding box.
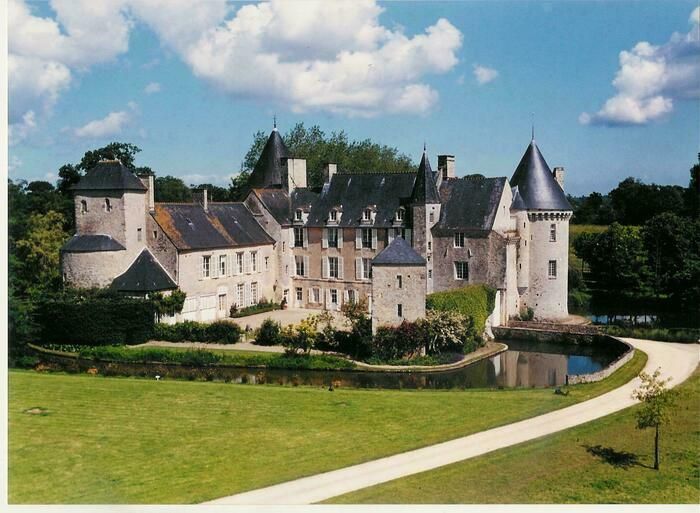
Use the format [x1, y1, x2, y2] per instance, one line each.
[36, 295, 155, 346]
[426, 284, 496, 334]
[153, 321, 242, 344]
[604, 326, 700, 343]
[230, 300, 280, 318]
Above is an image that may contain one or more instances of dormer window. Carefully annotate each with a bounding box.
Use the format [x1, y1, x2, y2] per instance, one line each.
[295, 209, 303, 221]
[363, 209, 372, 221]
[330, 209, 338, 222]
[80, 200, 88, 214]
[395, 208, 405, 222]
[104, 198, 112, 212]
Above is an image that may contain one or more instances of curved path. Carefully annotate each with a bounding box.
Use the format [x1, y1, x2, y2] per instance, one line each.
[203, 338, 699, 505]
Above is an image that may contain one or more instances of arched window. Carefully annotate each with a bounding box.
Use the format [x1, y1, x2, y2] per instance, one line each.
[104, 198, 112, 212]
[80, 200, 88, 214]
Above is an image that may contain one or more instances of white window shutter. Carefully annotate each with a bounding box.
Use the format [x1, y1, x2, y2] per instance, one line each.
[325, 289, 331, 308]
[338, 257, 344, 279]
[303, 228, 308, 248]
[227, 255, 232, 277]
[304, 256, 309, 277]
[338, 228, 343, 248]
[308, 288, 312, 302]
[388, 229, 394, 245]
[322, 228, 328, 249]
[198, 257, 203, 280]
[289, 229, 295, 248]
[322, 257, 328, 279]
[355, 258, 361, 280]
[344, 290, 349, 303]
[212, 256, 218, 278]
[355, 228, 362, 249]
[371, 229, 378, 249]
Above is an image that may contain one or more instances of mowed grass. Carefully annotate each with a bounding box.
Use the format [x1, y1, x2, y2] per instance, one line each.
[329, 365, 699, 504]
[9, 351, 645, 504]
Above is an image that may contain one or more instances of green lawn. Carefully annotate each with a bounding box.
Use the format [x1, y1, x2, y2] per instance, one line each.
[9, 351, 645, 504]
[329, 366, 699, 504]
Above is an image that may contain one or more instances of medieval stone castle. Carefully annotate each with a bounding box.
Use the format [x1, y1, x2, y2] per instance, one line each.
[61, 125, 572, 329]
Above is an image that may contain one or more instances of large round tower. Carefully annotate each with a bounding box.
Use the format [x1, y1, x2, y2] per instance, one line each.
[510, 139, 572, 321]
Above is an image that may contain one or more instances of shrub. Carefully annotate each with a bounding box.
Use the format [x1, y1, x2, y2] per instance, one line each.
[229, 299, 280, 318]
[426, 285, 496, 335]
[151, 289, 187, 320]
[422, 310, 481, 355]
[255, 318, 283, 346]
[280, 317, 317, 355]
[519, 306, 535, 321]
[80, 346, 223, 365]
[371, 321, 427, 361]
[153, 320, 242, 344]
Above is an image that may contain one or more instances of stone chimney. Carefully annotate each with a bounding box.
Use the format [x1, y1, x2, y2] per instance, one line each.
[193, 188, 208, 212]
[323, 163, 337, 184]
[553, 167, 565, 190]
[138, 173, 155, 213]
[284, 158, 307, 191]
[438, 155, 455, 180]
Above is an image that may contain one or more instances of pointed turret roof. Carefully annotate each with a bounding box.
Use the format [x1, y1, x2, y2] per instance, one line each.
[249, 127, 290, 188]
[510, 140, 572, 211]
[411, 149, 440, 204]
[372, 237, 426, 266]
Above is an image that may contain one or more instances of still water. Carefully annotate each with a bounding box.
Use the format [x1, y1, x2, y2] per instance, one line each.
[207, 339, 624, 390]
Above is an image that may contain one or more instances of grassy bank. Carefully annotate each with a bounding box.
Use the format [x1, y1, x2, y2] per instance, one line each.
[9, 351, 645, 503]
[329, 365, 699, 504]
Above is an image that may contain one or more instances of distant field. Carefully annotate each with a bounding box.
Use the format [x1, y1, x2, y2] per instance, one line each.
[9, 351, 645, 504]
[569, 224, 608, 273]
[329, 367, 700, 504]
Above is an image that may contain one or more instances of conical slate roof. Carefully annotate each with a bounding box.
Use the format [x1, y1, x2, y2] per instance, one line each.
[372, 237, 426, 266]
[249, 128, 290, 188]
[110, 249, 177, 293]
[411, 151, 440, 204]
[71, 160, 147, 191]
[510, 141, 572, 211]
[510, 186, 527, 210]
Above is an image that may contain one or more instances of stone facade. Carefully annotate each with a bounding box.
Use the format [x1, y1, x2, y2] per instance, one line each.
[371, 263, 426, 332]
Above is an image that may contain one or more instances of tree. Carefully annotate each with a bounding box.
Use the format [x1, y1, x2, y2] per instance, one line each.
[229, 171, 251, 201]
[78, 142, 143, 171]
[154, 175, 191, 202]
[685, 159, 700, 219]
[192, 183, 230, 202]
[632, 369, 676, 470]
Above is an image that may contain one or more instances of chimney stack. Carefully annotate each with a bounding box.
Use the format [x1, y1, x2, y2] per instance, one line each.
[323, 163, 337, 184]
[438, 155, 455, 180]
[138, 173, 155, 213]
[193, 188, 209, 212]
[284, 158, 307, 192]
[552, 167, 565, 190]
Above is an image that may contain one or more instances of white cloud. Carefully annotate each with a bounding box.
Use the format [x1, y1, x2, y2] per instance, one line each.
[74, 110, 131, 138]
[144, 82, 161, 94]
[580, 8, 700, 126]
[473, 64, 499, 85]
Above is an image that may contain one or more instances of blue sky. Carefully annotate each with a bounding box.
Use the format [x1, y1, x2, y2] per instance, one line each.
[8, 0, 700, 196]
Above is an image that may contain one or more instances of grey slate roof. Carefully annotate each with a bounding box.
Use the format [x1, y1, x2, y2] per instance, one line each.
[411, 152, 440, 204]
[305, 172, 416, 227]
[433, 176, 507, 236]
[110, 249, 177, 293]
[249, 129, 290, 188]
[511, 186, 527, 210]
[252, 187, 319, 226]
[372, 237, 426, 266]
[61, 234, 126, 252]
[71, 160, 147, 191]
[510, 141, 572, 211]
[153, 203, 274, 250]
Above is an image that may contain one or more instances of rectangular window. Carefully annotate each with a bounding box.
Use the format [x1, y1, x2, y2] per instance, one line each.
[393, 227, 405, 240]
[251, 251, 258, 272]
[455, 261, 469, 280]
[137, 228, 142, 242]
[153, 230, 158, 240]
[330, 289, 338, 305]
[328, 227, 338, 248]
[251, 282, 259, 304]
[454, 232, 465, 247]
[548, 260, 557, 278]
[397, 304, 403, 317]
[328, 257, 339, 278]
[236, 252, 244, 274]
[218, 294, 227, 311]
[237, 283, 244, 307]
[312, 288, 320, 303]
[294, 227, 304, 247]
[550, 223, 557, 242]
[296, 287, 303, 301]
[219, 255, 227, 276]
[295, 209, 303, 221]
[330, 210, 338, 222]
[265, 256, 269, 271]
[362, 228, 372, 249]
[347, 289, 356, 303]
[363, 209, 371, 221]
[428, 269, 432, 279]
[362, 258, 372, 280]
[396, 208, 404, 221]
[202, 255, 211, 278]
[428, 240, 432, 251]
[429, 212, 435, 223]
[183, 297, 198, 313]
[295, 255, 305, 276]
[396, 275, 403, 289]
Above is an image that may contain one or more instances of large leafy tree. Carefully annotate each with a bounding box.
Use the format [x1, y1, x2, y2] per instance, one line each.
[685, 158, 699, 219]
[154, 175, 192, 202]
[233, 123, 415, 195]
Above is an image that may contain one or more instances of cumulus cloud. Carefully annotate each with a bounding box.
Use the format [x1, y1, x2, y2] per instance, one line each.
[9, 0, 463, 137]
[580, 8, 700, 126]
[74, 110, 131, 138]
[144, 82, 161, 94]
[473, 64, 499, 85]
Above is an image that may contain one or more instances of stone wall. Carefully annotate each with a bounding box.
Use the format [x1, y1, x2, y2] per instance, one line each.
[371, 264, 426, 332]
[62, 250, 127, 288]
[145, 213, 177, 278]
